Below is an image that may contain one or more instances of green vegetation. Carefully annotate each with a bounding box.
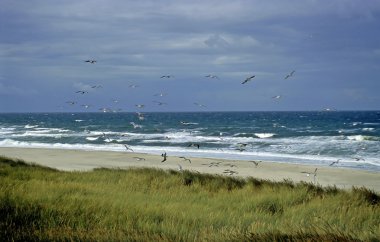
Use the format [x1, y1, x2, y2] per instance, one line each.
[0, 156, 379, 241]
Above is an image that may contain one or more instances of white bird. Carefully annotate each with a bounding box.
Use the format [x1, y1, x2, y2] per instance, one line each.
[194, 102, 206, 108]
[272, 95, 281, 99]
[133, 157, 146, 161]
[135, 104, 145, 108]
[301, 168, 318, 183]
[76, 91, 88, 94]
[136, 112, 145, 121]
[154, 93, 167, 97]
[130, 122, 142, 129]
[129, 84, 139, 88]
[177, 164, 183, 171]
[81, 104, 91, 109]
[242, 75, 255, 84]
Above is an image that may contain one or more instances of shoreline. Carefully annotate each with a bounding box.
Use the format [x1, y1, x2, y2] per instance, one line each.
[1, 147, 379, 192]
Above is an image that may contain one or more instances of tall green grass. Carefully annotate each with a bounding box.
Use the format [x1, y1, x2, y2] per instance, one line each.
[0, 156, 379, 241]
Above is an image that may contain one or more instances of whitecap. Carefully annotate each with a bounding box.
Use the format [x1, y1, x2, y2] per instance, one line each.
[86, 137, 99, 141]
[24, 124, 39, 129]
[254, 133, 275, 139]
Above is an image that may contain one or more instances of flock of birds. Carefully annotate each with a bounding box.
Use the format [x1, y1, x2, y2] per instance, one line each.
[63, 59, 347, 183]
[64, 59, 295, 113]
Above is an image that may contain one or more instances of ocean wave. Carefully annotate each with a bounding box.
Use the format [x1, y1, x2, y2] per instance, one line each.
[347, 135, 380, 142]
[86, 137, 99, 141]
[0, 139, 379, 169]
[24, 124, 39, 129]
[254, 133, 275, 139]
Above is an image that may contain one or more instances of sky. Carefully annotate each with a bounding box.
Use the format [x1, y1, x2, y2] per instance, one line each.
[1, 0, 380, 112]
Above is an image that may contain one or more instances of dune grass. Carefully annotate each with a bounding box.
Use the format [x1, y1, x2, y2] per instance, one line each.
[0, 156, 379, 241]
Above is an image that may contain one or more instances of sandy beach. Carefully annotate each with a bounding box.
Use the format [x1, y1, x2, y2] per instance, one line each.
[1, 147, 379, 192]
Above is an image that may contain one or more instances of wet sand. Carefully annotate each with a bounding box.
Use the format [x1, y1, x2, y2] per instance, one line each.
[1, 147, 379, 192]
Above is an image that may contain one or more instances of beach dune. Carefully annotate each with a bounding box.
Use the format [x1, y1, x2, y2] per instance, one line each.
[1, 147, 379, 192]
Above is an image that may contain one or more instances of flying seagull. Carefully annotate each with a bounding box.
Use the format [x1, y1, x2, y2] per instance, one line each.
[223, 169, 238, 175]
[130, 122, 142, 129]
[194, 102, 206, 108]
[91, 85, 102, 89]
[154, 93, 167, 97]
[76, 90, 89, 94]
[301, 168, 318, 183]
[135, 104, 145, 108]
[81, 104, 92, 109]
[136, 112, 145, 121]
[284, 70, 295, 79]
[272, 95, 281, 99]
[249, 160, 262, 167]
[123, 144, 134, 152]
[66, 101, 77, 105]
[129, 84, 139, 88]
[242, 75, 255, 84]
[205, 75, 219, 79]
[84, 59, 97, 64]
[188, 143, 200, 149]
[161, 152, 167, 162]
[179, 156, 191, 163]
[202, 161, 222, 167]
[160, 75, 174, 78]
[177, 164, 183, 171]
[329, 159, 341, 166]
[153, 101, 167, 106]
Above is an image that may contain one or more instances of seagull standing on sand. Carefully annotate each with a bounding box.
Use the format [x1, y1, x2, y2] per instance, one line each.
[161, 152, 167, 162]
[241, 75, 255, 84]
[133, 157, 146, 161]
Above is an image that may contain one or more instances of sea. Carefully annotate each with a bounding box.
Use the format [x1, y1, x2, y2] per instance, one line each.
[0, 111, 379, 171]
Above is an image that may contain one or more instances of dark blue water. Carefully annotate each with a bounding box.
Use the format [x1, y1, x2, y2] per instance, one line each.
[1, 111, 379, 171]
